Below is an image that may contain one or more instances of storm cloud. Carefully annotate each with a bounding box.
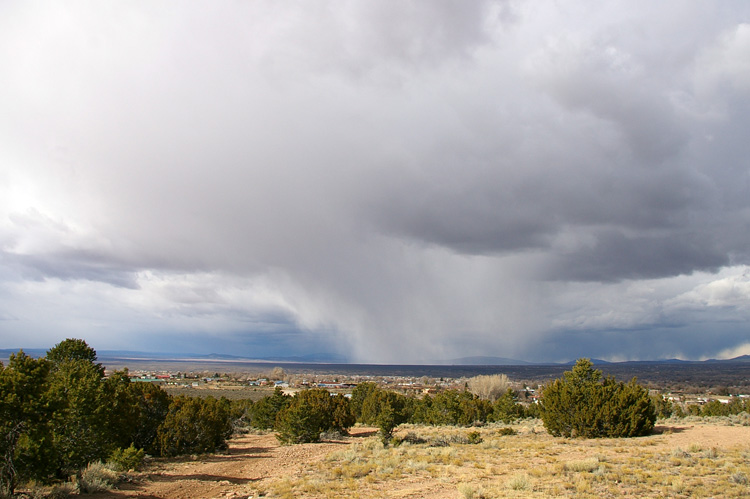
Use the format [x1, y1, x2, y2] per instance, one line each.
[1, 1, 750, 362]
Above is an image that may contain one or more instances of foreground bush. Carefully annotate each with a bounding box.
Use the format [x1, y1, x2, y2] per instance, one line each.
[78, 461, 118, 493]
[0, 351, 53, 496]
[157, 396, 233, 456]
[107, 444, 145, 472]
[540, 359, 656, 438]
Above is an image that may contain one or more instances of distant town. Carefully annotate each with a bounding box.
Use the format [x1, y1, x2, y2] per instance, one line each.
[120, 364, 749, 414]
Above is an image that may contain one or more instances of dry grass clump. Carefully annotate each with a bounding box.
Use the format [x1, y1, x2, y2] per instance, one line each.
[671, 447, 691, 459]
[457, 483, 486, 498]
[26, 482, 78, 499]
[688, 442, 703, 453]
[78, 461, 120, 493]
[563, 457, 600, 472]
[732, 412, 750, 426]
[730, 471, 748, 485]
[506, 473, 531, 490]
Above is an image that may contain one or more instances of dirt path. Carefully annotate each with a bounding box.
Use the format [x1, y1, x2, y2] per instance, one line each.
[95, 428, 377, 499]
[653, 421, 750, 449]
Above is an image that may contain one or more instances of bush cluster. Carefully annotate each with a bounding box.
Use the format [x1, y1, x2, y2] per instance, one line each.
[237, 381, 535, 448]
[0, 339, 239, 496]
[691, 397, 750, 417]
[350, 382, 533, 445]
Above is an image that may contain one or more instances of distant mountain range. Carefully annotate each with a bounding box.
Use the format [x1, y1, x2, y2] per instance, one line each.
[2, 349, 749, 365]
[705, 354, 750, 363]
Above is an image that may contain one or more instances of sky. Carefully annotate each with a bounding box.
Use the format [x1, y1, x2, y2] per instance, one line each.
[1, 1, 750, 364]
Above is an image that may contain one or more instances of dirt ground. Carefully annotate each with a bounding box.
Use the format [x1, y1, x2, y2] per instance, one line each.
[89, 422, 750, 499]
[92, 428, 377, 499]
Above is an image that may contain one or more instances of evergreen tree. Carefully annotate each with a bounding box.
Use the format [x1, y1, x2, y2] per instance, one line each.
[350, 382, 380, 422]
[157, 396, 232, 456]
[491, 388, 523, 423]
[360, 389, 410, 444]
[275, 389, 354, 444]
[102, 369, 140, 450]
[540, 359, 655, 438]
[422, 389, 489, 426]
[46, 338, 103, 375]
[46, 340, 114, 475]
[250, 387, 291, 430]
[127, 381, 171, 453]
[331, 393, 356, 432]
[48, 356, 112, 474]
[0, 352, 53, 496]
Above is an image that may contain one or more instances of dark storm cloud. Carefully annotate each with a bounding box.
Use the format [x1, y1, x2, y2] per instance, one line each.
[547, 229, 727, 282]
[3, 252, 139, 289]
[2, 1, 750, 362]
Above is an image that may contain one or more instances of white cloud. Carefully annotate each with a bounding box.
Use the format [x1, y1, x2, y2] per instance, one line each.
[694, 23, 750, 98]
[667, 266, 750, 310]
[712, 342, 750, 360]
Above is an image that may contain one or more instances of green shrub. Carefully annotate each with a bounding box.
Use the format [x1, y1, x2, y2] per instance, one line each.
[156, 396, 232, 456]
[701, 398, 747, 417]
[418, 390, 491, 426]
[350, 382, 380, 422]
[491, 388, 524, 423]
[249, 388, 290, 430]
[651, 394, 674, 419]
[540, 359, 656, 438]
[127, 381, 171, 454]
[358, 388, 411, 445]
[467, 431, 483, 444]
[107, 444, 145, 472]
[0, 351, 54, 496]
